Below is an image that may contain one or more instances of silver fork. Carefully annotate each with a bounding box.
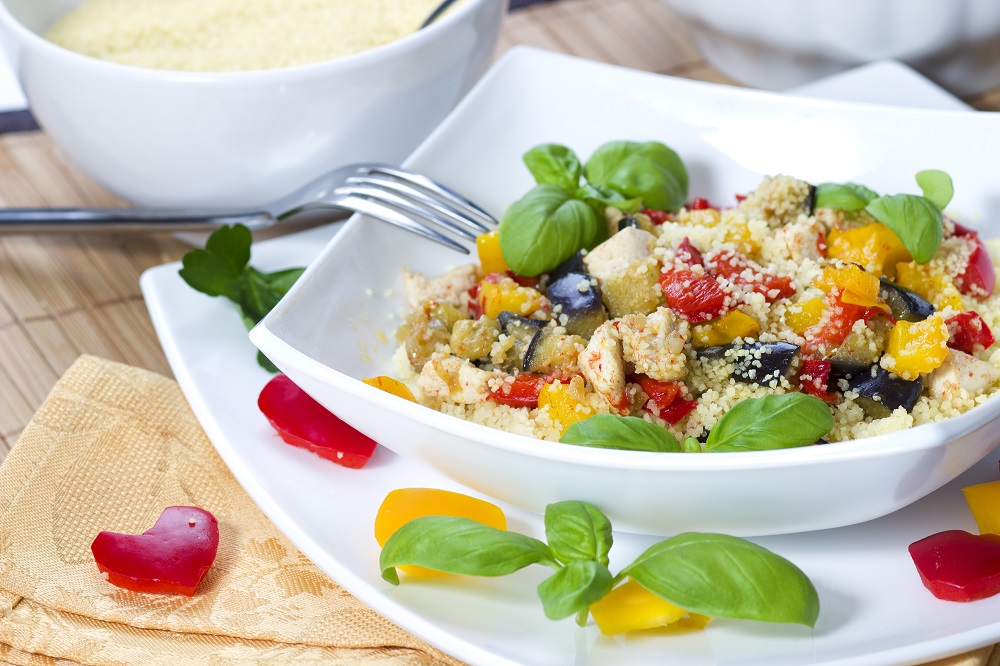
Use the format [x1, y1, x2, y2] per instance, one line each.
[0, 164, 497, 254]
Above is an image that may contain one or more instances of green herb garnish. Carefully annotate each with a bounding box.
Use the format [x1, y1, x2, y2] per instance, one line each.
[813, 182, 878, 211]
[380, 500, 820, 628]
[560, 414, 682, 452]
[498, 140, 688, 276]
[178, 223, 304, 372]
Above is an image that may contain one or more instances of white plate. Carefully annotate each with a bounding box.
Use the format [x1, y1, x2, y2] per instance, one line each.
[142, 51, 1000, 666]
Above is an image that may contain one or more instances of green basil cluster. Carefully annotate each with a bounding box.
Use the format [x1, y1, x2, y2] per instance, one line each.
[379, 500, 819, 629]
[814, 169, 953, 264]
[559, 393, 832, 452]
[498, 141, 689, 276]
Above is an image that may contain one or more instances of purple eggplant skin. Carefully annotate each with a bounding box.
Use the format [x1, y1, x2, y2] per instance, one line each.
[731, 341, 800, 386]
[549, 251, 588, 283]
[545, 271, 608, 338]
[848, 365, 923, 418]
[879, 278, 935, 322]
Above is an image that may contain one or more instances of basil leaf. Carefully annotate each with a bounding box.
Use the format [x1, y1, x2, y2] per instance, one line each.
[498, 184, 600, 276]
[544, 501, 613, 567]
[584, 140, 688, 212]
[576, 182, 642, 215]
[813, 182, 879, 211]
[683, 437, 702, 453]
[915, 169, 953, 212]
[536, 559, 614, 620]
[621, 532, 820, 627]
[560, 415, 682, 452]
[866, 193, 943, 264]
[705, 394, 832, 452]
[523, 144, 582, 194]
[380, 516, 556, 585]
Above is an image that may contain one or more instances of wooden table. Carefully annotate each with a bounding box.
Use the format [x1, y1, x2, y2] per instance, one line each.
[0, 3, 999, 662]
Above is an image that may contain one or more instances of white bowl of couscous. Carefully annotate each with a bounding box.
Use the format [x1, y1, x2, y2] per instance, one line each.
[0, 0, 505, 208]
[252, 49, 1000, 537]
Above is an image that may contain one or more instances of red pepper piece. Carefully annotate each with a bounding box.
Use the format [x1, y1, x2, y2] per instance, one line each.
[952, 223, 995, 298]
[91, 506, 219, 596]
[489, 373, 571, 408]
[258, 374, 377, 469]
[799, 359, 837, 403]
[688, 197, 715, 210]
[629, 374, 697, 425]
[707, 248, 796, 302]
[946, 311, 996, 355]
[658, 269, 729, 323]
[802, 291, 869, 355]
[506, 270, 541, 288]
[676, 237, 705, 267]
[640, 208, 672, 225]
[467, 283, 483, 318]
[908, 530, 1000, 602]
[658, 396, 697, 425]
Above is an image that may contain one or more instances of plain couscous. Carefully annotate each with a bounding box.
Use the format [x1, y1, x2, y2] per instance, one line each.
[381, 141, 1000, 449]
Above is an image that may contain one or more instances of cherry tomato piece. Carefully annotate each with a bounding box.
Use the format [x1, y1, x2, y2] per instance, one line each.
[91, 506, 219, 596]
[659, 270, 728, 323]
[258, 374, 377, 469]
[946, 312, 995, 355]
[908, 530, 1000, 602]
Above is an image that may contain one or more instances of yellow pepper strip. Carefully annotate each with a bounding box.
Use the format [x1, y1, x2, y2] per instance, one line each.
[590, 579, 711, 635]
[813, 264, 890, 313]
[895, 261, 964, 312]
[362, 376, 416, 402]
[826, 223, 911, 278]
[375, 488, 507, 577]
[476, 230, 509, 275]
[786, 297, 826, 336]
[538, 377, 594, 435]
[883, 315, 949, 380]
[691, 310, 760, 348]
[962, 480, 1000, 536]
[478, 276, 546, 319]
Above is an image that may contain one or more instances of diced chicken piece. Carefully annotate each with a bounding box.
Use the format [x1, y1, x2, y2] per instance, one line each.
[928, 350, 1000, 400]
[418, 353, 499, 404]
[618, 307, 690, 381]
[583, 227, 656, 282]
[404, 264, 478, 309]
[578, 321, 627, 410]
[776, 217, 826, 262]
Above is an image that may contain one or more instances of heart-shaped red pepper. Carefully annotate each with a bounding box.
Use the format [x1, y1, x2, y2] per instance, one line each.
[91, 506, 219, 596]
[908, 530, 1000, 602]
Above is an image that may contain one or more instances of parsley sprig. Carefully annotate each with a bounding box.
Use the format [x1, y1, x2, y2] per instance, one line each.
[178, 224, 304, 371]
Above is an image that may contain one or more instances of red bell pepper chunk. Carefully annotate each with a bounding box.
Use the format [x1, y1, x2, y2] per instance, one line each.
[506, 270, 541, 288]
[91, 506, 219, 596]
[489, 373, 572, 408]
[802, 291, 869, 355]
[629, 374, 697, 425]
[946, 311, 996, 355]
[799, 359, 837, 403]
[952, 223, 995, 298]
[658, 396, 698, 425]
[658, 269, 729, 323]
[640, 208, 672, 225]
[688, 197, 715, 211]
[676, 237, 705, 267]
[707, 248, 796, 302]
[908, 530, 1000, 602]
[258, 374, 377, 469]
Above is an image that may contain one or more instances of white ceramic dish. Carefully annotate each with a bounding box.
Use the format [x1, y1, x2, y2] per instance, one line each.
[250, 47, 1000, 537]
[660, 0, 1000, 96]
[0, 0, 504, 208]
[142, 55, 1000, 666]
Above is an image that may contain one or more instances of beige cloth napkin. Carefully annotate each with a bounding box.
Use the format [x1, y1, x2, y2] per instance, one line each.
[0, 355, 995, 666]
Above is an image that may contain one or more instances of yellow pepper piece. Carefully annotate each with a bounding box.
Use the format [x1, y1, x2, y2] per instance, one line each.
[813, 264, 889, 313]
[476, 230, 509, 275]
[895, 261, 964, 312]
[826, 224, 911, 278]
[691, 310, 760, 348]
[538, 377, 594, 435]
[723, 222, 759, 255]
[590, 579, 711, 635]
[883, 315, 949, 379]
[375, 488, 507, 577]
[478, 277, 545, 319]
[786, 297, 826, 335]
[362, 376, 416, 402]
[963, 480, 1000, 536]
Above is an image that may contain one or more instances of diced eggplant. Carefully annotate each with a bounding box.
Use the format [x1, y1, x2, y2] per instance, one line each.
[450, 316, 499, 362]
[828, 358, 867, 388]
[804, 183, 817, 214]
[618, 215, 639, 231]
[847, 366, 923, 418]
[497, 312, 546, 372]
[524, 331, 585, 374]
[879, 278, 935, 322]
[545, 271, 608, 338]
[497, 311, 547, 334]
[830, 314, 891, 367]
[549, 251, 587, 283]
[731, 341, 800, 385]
[695, 344, 732, 360]
[601, 258, 664, 318]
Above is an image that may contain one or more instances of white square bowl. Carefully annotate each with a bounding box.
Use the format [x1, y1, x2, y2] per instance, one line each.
[251, 47, 1000, 537]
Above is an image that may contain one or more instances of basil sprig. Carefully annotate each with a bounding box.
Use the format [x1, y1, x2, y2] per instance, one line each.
[498, 140, 689, 276]
[560, 414, 682, 452]
[815, 170, 953, 265]
[380, 499, 820, 629]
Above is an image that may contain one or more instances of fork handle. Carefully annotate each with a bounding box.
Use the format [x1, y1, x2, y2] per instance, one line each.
[0, 208, 274, 234]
